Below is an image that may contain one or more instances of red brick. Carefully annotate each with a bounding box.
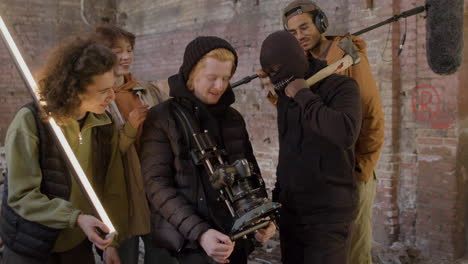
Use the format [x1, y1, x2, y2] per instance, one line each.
[417, 137, 444, 145]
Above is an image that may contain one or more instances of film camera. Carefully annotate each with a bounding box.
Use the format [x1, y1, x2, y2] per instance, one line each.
[172, 102, 281, 240]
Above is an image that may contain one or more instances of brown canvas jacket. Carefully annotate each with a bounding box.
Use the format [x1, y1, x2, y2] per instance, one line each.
[108, 81, 168, 238]
[320, 35, 385, 182]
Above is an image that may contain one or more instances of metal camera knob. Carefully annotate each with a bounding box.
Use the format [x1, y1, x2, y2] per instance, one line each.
[210, 165, 237, 189]
[232, 159, 252, 178]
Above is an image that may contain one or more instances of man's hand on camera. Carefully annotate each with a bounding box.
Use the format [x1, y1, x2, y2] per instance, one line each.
[76, 214, 113, 250]
[255, 221, 276, 243]
[198, 229, 235, 263]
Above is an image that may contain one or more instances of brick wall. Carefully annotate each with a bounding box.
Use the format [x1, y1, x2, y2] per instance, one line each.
[403, 0, 464, 259]
[118, 0, 364, 191]
[459, 5, 468, 256]
[0, 0, 117, 144]
[1, 0, 468, 261]
[118, 0, 468, 260]
[120, 0, 393, 240]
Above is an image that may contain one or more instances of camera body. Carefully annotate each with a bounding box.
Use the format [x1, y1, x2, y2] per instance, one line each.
[191, 130, 280, 240]
[172, 101, 280, 240]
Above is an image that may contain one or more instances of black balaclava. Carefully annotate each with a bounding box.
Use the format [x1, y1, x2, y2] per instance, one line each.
[260, 31, 309, 91]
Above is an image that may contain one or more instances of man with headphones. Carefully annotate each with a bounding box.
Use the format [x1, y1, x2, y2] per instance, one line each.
[281, 1, 385, 264]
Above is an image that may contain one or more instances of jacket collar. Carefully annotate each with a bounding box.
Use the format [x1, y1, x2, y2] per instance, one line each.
[64, 112, 111, 132]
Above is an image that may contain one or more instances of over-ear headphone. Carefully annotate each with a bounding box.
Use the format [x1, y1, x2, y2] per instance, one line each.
[313, 9, 329, 34]
[283, 1, 329, 34]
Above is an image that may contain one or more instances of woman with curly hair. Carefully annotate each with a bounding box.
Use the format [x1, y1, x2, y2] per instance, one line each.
[0, 35, 131, 264]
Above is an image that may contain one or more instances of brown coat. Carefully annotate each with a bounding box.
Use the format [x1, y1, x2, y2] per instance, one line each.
[319, 35, 384, 182]
[108, 80, 168, 239]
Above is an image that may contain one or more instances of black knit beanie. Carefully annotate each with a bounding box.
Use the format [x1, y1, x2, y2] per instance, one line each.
[179, 36, 238, 83]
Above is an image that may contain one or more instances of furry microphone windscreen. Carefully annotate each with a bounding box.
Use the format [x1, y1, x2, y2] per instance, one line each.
[426, 0, 464, 75]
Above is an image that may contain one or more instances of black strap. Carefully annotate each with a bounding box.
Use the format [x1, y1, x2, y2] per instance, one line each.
[171, 100, 208, 166]
[170, 100, 225, 168]
[172, 101, 197, 141]
[171, 100, 200, 160]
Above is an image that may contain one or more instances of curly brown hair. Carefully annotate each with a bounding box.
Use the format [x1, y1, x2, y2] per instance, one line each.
[36, 35, 117, 122]
[93, 24, 136, 48]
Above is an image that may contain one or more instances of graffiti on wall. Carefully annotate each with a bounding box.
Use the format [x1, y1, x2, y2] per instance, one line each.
[411, 84, 455, 129]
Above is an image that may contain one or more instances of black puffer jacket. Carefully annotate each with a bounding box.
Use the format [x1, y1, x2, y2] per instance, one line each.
[140, 74, 262, 252]
[273, 58, 362, 224]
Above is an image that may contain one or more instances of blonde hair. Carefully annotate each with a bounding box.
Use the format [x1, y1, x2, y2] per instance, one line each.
[186, 48, 236, 91]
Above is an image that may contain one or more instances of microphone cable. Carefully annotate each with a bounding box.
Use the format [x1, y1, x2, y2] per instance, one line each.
[398, 17, 408, 56]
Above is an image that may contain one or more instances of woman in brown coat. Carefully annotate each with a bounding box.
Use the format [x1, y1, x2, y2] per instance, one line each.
[93, 24, 174, 264]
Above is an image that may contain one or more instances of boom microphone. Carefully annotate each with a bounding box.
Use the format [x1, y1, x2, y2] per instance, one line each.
[353, 0, 464, 75]
[231, 73, 259, 88]
[426, 0, 464, 75]
[231, 0, 464, 87]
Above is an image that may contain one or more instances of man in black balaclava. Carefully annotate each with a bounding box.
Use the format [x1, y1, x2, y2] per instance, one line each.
[260, 30, 309, 92]
[260, 31, 362, 264]
[140, 36, 276, 264]
[282, 2, 385, 263]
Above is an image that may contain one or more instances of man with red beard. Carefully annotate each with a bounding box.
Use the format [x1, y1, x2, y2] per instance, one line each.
[140, 36, 276, 264]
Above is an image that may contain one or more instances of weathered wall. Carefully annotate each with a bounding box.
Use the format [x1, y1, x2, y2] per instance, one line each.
[0, 0, 467, 261]
[401, 0, 464, 259]
[117, 0, 383, 192]
[120, 0, 394, 244]
[0, 0, 117, 143]
[117, 0, 468, 260]
[457, 4, 468, 258]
